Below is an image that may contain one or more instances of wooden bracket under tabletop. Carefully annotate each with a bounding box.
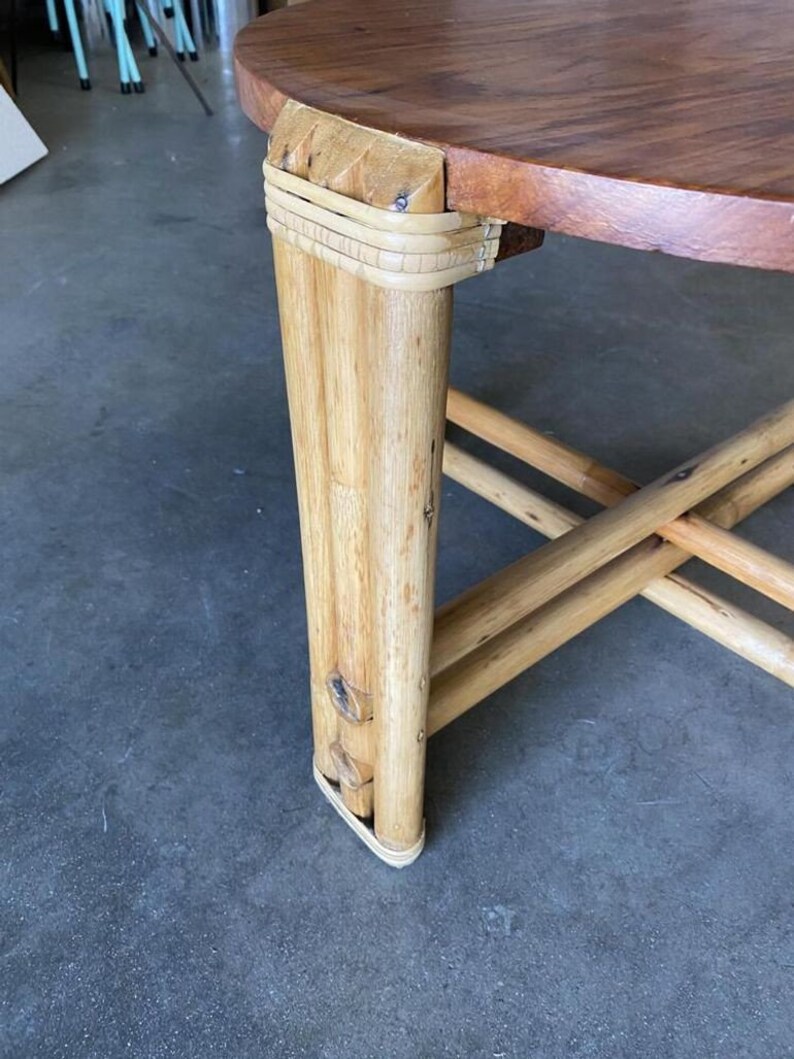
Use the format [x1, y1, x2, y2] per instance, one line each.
[264, 99, 792, 868]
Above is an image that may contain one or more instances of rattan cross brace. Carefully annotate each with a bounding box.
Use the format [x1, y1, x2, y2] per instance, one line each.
[264, 101, 793, 867]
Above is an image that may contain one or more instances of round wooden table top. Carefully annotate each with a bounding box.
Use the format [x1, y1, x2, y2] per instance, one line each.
[235, 0, 794, 273]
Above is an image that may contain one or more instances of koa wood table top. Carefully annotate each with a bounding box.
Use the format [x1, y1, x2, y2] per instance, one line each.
[235, 0, 794, 273]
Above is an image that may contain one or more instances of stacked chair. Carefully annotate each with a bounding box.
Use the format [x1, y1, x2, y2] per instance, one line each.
[46, 0, 199, 93]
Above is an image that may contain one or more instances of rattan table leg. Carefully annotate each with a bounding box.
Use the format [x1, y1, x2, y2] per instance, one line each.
[268, 102, 495, 862]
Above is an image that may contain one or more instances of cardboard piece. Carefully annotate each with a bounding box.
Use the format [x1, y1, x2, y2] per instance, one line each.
[0, 87, 48, 185]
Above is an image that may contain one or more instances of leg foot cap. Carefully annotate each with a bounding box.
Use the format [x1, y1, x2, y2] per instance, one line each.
[313, 759, 425, 868]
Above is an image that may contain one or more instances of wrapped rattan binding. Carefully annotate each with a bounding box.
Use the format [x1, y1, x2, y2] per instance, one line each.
[264, 161, 503, 291]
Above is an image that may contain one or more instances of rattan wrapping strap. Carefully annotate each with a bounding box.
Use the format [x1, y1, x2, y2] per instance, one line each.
[263, 161, 504, 291]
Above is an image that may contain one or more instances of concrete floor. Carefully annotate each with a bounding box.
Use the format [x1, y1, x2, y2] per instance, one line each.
[2, 34, 794, 1059]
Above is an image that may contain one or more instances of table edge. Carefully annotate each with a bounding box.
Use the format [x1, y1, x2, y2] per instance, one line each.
[234, 45, 794, 275]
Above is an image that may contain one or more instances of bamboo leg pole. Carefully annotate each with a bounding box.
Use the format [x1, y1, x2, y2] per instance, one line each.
[448, 388, 794, 610]
[430, 446, 794, 733]
[321, 261, 377, 817]
[443, 443, 794, 687]
[370, 287, 452, 850]
[433, 398, 794, 674]
[273, 239, 339, 780]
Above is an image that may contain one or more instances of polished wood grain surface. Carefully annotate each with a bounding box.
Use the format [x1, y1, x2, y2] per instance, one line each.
[235, 0, 794, 272]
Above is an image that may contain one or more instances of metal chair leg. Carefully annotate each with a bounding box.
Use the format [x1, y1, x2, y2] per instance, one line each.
[62, 0, 91, 89]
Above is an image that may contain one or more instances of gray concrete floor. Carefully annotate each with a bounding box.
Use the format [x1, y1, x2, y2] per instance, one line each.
[2, 33, 794, 1059]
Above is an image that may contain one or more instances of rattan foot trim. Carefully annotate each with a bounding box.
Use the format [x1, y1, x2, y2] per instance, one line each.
[313, 760, 426, 868]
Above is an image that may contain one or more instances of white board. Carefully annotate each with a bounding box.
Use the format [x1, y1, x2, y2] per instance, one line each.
[0, 87, 48, 185]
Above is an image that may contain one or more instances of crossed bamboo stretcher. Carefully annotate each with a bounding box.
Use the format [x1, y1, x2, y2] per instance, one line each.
[434, 389, 794, 734]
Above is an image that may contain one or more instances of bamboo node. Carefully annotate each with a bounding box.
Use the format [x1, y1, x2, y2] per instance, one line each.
[667, 465, 696, 484]
[326, 670, 373, 723]
[263, 160, 505, 291]
[329, 741, 374, 790]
